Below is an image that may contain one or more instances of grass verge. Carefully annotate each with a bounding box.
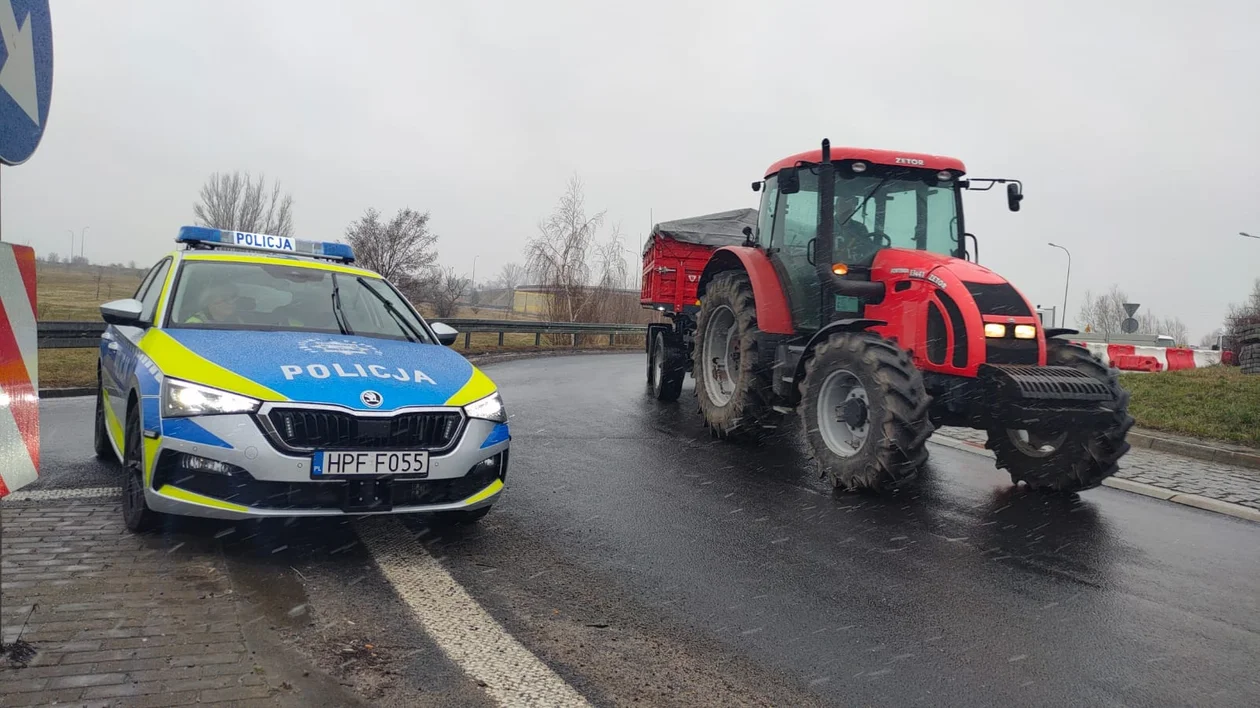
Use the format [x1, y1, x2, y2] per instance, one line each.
[1120, 367, 1260, 448]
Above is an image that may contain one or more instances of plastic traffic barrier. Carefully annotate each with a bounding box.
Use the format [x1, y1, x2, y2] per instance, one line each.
[0, 243, 40, 497]
[1164, 348, 1196, 371]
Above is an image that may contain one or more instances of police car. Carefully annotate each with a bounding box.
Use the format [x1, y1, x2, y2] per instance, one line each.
[95, 227, 509, 531]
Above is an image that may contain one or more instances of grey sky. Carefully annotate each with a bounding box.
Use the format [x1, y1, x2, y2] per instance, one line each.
[4, 0, 1257, 338]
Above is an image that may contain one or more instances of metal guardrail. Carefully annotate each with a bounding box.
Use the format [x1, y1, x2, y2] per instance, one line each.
[36, 319, 649, 350]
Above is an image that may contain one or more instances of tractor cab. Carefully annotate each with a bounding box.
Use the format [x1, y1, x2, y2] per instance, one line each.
[752, 146, 1020, 332]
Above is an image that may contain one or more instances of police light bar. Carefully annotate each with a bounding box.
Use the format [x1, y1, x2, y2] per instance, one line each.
[176, 226, 355, 263]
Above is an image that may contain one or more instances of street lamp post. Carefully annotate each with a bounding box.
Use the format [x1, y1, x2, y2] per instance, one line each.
[1048, 242, 1071, 328]
[471, 255, 479, 285]
[79, 226, 90, 260]
[66, 229, 74, 262]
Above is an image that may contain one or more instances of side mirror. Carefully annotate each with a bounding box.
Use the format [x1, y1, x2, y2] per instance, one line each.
[100, 298, 146, 328]
[430, 321, 459, 346]
[751, 181, 762, 192]
[1006, 183, 1024, 212]
[779, 167, 801, 195]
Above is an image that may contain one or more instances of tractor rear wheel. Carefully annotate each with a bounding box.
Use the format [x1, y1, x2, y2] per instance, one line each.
[693, 271, 778, 438]
[800, 332, 932, 491]
[986, 340, 1134, 492]
[649, 331, 686, 402]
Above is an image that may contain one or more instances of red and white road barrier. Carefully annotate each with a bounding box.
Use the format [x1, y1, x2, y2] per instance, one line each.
[0, 243, 39, 498]
[1073, 341, 1222, 373]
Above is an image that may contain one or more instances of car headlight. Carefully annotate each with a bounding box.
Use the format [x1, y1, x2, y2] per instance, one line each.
[162, 379, 261, 418]
[465, 392, 506, 422]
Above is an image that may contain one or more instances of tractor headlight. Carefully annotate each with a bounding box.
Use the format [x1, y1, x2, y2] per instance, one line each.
[1014, 325, 1037, 339]
[162, 379, 260, 418]
[465, 392, 507, 423]
[984, 323, 1007, 338]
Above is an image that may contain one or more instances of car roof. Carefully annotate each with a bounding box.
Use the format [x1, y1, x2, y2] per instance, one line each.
[170, 249, 382, 278]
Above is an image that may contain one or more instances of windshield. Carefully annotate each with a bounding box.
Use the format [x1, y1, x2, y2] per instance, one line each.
[165, 261, 433, 344]
[781, 167, 961, 265]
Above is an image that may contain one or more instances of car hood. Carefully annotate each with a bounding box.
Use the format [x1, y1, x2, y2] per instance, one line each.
[161, 329, 491, 411]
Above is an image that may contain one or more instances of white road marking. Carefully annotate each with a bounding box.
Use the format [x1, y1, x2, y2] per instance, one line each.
[1, 486, 121, 502]
[357, 516, 590, 707]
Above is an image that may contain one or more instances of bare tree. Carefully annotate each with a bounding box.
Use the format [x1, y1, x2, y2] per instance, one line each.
[495, 262, 525, 292]
[194, 171, 294, 237]
[46, 252, 60, 264]
[1222, 278, 1260, 359]
[430, 267, 469, 318]
[345, 207, 440, 287]
[526, 176, 604, 322]
[1077, 286, 1129, 336]
[1200, 328, 1224, 348]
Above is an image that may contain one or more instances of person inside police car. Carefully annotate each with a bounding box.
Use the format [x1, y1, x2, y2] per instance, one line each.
[185, 283, 243, 324]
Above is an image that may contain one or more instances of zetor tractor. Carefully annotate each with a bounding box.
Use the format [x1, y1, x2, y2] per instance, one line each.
[642, 140, 1133, 492]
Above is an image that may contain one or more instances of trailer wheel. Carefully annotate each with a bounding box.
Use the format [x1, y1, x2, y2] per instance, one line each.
[649, 331, 686, 402]
[800, 332, 932, 491]
[693, 271, 778, 438]
[986, 340, 1134, 492]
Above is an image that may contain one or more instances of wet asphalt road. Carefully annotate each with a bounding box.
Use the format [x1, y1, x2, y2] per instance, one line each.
[21, 353, 1260, 706]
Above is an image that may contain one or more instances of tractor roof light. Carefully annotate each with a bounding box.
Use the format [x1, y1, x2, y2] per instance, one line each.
[831, 263, 849, 276]
[851, 162, 867, 173]
[984, 323, 1007, 338]
[937, 170, 954, 181]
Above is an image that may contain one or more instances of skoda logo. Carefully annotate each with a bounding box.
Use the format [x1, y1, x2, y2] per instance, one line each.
[360, 390, 383, 408]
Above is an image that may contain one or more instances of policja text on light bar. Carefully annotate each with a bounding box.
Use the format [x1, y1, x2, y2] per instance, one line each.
[176, 225, 355, 263]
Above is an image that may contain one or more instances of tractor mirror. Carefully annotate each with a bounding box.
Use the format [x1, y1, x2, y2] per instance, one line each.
[780, 167, 801, 195]
[1006, 183, 1024, 212]
[751, 181, 762, 192]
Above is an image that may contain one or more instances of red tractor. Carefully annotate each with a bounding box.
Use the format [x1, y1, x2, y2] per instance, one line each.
[642, 140, 1132, 492]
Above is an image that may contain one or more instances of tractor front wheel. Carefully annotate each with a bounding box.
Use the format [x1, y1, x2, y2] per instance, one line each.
[800, 332, 932, 491]
[986, 340, 1134, 492]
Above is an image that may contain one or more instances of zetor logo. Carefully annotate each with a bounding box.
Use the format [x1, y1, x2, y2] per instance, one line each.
[281, 363, 437, 385]
[894, 157, 925, 166]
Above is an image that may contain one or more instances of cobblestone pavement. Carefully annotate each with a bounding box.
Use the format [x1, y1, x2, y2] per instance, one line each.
[1, 502, 286, 708]
[935, 427, 1260, 512]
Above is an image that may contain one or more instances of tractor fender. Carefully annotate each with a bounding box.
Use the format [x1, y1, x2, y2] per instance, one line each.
[697, 247, 794, 335]
[791, 319, 887, 386]
[1044, 328, 1079, 339]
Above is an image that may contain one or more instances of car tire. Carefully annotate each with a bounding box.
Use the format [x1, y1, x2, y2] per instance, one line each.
[121, 403, 161, 533]
[93, 378, 115, 462]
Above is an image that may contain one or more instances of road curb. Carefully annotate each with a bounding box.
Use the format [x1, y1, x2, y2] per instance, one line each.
[38, 386, 94, 398]
[927, 435, 1260, 524]
[1127, 430, 1260, 472]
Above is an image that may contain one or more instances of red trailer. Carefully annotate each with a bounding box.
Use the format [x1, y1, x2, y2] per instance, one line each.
[641, 209, 757, 399]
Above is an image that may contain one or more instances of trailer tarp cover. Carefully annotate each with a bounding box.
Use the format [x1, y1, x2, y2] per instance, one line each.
[649, 208, 758, 251]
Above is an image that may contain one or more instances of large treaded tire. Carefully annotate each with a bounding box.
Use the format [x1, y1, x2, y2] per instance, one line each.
[648, 331, 686, 402]
[1241, 343, 1260, 375]
[800, 332, 932, 491]
[692, 271, 778, 439]
[986, 340, 1134, 492]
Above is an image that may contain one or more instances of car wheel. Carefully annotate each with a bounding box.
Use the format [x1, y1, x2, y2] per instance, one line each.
[121, 403, 160, 533]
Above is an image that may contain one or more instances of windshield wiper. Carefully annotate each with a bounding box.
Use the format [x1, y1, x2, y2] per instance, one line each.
[836, 176, 892, 227]
[356, 277, 422, 343]
[330, 273, 353, 336]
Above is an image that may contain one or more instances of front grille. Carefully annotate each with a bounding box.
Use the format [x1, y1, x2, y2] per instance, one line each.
[926, 303, 947, 365]
[965, 282, 1031, 316]
[986, 338, 1039, 365]
[152, 450, 502, 510]
[265, 409, 463, 451]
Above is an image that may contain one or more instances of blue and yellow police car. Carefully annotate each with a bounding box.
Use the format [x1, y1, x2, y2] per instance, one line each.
[95, 227, 509, 531]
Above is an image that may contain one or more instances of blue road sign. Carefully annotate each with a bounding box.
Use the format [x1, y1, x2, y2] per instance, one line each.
[0, 0, 52, 166]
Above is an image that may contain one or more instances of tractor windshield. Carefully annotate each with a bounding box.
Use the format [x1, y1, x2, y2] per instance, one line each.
[834, 167, 961, 264]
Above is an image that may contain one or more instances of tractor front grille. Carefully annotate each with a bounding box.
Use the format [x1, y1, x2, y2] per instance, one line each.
[986, 338, 1039, 365]
[262, 409, 463, 452]
[936, 291, 969, 369]
[965, 282, 1031, 317]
